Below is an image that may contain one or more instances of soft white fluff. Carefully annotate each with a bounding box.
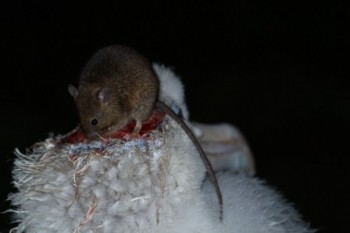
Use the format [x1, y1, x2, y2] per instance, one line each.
[9, 65, 315, 233]
[153, 63, 189, 120]
[10, 120, 207, 233]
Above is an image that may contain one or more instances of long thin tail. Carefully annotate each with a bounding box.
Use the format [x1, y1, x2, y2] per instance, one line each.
[156, 101, 223, 221]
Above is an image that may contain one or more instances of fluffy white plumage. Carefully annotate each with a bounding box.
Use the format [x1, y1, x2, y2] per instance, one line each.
[9, 65, 315, 233]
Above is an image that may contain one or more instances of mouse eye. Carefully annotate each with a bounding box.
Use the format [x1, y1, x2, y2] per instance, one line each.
[91, 119, 98, 126]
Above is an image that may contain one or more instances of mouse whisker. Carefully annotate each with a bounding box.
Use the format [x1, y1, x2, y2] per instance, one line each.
[95, 133, 108, 142]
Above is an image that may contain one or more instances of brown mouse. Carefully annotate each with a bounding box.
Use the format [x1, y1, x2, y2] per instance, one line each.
[68, 45, 223, 220]
[68, 45, 159, 138]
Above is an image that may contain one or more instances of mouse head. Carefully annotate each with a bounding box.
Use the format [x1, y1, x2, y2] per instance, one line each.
[68, 84, 130, 138]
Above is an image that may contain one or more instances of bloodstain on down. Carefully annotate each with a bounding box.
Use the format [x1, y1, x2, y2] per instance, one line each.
[61, 110, 165, 144]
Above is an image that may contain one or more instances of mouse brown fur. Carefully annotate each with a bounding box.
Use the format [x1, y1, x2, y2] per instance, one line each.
[68, 45, 159, 138]
[69, 45, 223, 220]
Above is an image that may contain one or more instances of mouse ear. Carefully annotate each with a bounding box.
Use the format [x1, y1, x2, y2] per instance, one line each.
[68, 84, 79, 100]
[97, 87, 112, 104]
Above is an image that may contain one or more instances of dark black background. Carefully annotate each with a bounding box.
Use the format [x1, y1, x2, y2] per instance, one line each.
[1, 1, 348, 232]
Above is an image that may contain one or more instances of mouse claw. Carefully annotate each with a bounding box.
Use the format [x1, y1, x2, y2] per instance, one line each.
[123, 122, 142, 140]
[123, 131, 140, 140]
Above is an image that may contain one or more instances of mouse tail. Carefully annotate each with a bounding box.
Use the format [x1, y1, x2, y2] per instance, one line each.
[156, 100, 223, 221]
